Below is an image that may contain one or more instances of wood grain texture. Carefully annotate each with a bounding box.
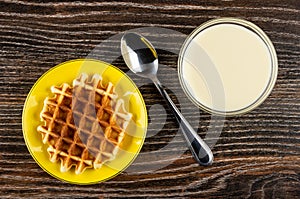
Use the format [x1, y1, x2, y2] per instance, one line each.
[0, 0, 299, 198]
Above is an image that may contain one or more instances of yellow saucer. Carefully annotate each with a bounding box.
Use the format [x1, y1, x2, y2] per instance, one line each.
[22, 59, 147, 184]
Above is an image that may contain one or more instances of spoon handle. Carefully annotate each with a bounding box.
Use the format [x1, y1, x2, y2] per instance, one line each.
[152, 78, 213, 166]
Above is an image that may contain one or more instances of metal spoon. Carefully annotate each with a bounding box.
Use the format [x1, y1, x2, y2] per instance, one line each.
[121, 32, 213, 166]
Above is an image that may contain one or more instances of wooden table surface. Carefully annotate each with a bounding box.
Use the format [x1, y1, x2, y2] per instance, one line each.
[1, 0, 299, 198]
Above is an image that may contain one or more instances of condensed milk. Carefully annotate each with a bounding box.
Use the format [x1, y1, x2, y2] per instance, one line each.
[178, 18, 278, 115]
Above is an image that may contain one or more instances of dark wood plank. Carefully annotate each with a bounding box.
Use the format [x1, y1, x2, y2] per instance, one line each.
[0, 0, 299, 198]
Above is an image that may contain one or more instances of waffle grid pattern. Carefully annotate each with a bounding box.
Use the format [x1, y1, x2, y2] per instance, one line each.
[37, 74, 132, 174]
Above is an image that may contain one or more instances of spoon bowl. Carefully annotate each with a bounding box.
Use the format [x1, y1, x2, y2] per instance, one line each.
[121, 33, 158, 79]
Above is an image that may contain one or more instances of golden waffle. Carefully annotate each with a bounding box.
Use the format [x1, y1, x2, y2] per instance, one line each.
[37, 73, 132, 174]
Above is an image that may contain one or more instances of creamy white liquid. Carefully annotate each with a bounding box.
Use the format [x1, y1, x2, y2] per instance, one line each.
[181, 23, 273, 113]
